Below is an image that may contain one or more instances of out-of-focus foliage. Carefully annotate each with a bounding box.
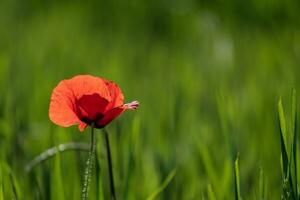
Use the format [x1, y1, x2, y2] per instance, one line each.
[0, 0, 300, 199]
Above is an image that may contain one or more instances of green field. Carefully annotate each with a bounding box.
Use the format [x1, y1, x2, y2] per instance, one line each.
[1, 0, 300, 199]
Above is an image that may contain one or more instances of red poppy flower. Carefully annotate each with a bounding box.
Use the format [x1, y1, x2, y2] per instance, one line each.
[49, 75, 139, 132]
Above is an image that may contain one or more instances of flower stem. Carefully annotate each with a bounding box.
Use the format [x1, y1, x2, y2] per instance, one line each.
[81, 125, 96, 200]
[103, 128, 117, 200]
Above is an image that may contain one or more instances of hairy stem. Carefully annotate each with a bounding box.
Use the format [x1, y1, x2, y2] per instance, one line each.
[81, 125, 96, 200]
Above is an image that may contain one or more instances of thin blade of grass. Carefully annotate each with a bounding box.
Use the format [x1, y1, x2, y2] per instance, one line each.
[95, 143, 104, 200]
[234, 157, 241, 200]
[0, 164, 3, 200]
[220, 158, 232, 199]
[279, 94, 296, 199]
[30, 169, 44, 199]
[207, 184, 216, 200]
[51, 151, 65, 200]
[198, 143, 219, 195]
[258, 167, 265, 200]
[291, 89, 297, 139]
[278, 98, 289, 178]
[216, 93, 235, 160]
[146, 168, 177, 200]
[123, 117, 140, 199]
[9, 173, 20, 200]
[291, 88, 298, 198]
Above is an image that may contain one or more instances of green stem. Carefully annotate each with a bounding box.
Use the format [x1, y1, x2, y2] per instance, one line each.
[25, 142, 90, 172]
[104, 128, 117, 200]
[81, 125, 96, 200]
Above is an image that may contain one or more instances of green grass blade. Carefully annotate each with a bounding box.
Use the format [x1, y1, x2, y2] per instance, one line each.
[291, 88, 298, 198]
[258, 167, 265, 200]
[95, 144, 104, 200]
[198, 143, 219, 195]
[220, 158, 232, 199]
[216, 93, 235, 160]
[0, 164, 3, 200]
[9, 172, 20, 200]
[207, 184, 216, 200]
[291, 89, 297, 138]
[146, 168, 177, 200]
[278, 98, 289, 178]
[51, 151, 65, 200]
[122, 144, 134, 199]
[234, 157, 241, 200]
[123, 117, 140, 199]
[279, 93, 297, 199]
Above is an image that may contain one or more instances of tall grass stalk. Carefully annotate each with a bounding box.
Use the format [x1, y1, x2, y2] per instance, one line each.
[258, 168, 265, 200]
[234, 157, 241, 200]
[291, 89, 298, 199]
[0, 164, 3, 200]
[146, 168, 177, 200]
[278, 89, 298, 200]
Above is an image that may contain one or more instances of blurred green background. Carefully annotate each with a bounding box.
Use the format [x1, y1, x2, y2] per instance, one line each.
[0, 0, 300, 199]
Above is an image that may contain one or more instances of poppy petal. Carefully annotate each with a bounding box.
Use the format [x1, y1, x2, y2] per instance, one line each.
[49, 75, 137, 131]
[66, 75, 112, 102]
[78, 122, 88, 132]
[76, 94, 109, 121]
[96, 101, 139, 127]
[103, 79, 124, 111]
[96, 106, 126, 128]
[49, 80, 81, 127]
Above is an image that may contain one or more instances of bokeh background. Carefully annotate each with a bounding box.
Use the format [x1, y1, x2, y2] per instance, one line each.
[0, 0, 300, 199]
